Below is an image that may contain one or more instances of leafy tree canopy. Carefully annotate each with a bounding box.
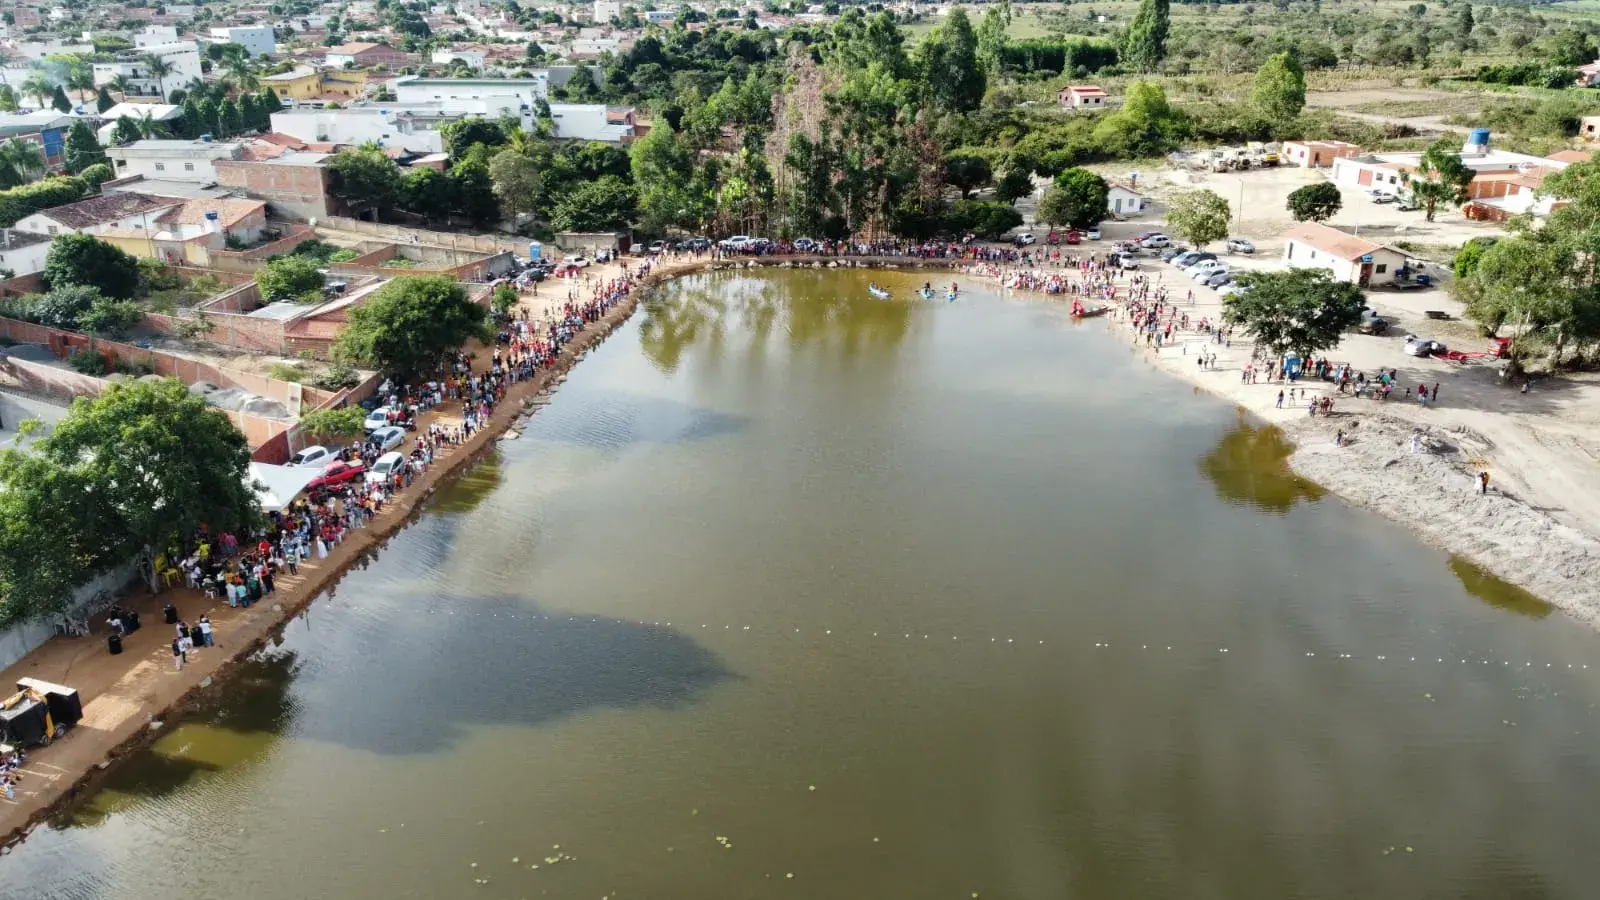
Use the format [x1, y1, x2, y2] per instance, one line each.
[1286, 182, 1342, 223]
[45, 233, 141, 299]
[1223, 268, 1367, 360]
[1165, 188, 1231, 249]
[334, 275, 491, 376]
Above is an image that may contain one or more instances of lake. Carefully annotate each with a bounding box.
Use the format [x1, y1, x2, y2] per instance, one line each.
[8, 269, 1600, 900]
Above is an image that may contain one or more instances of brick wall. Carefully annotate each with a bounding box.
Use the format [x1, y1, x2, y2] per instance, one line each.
[216, 160, 334, 222]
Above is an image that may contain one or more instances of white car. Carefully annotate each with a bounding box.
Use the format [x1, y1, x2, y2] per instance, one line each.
[718, 235, 752, 249]
[366, 451, 407, 485]
[1013, 232, 1037, 246]
[562, 255, 591, 268]
[1226, 238, 1255, 254]
[1404, 335, 1446, 357]
[289, 445, 332, 467]
[1369, 190, 1396, 204]
[363, 407, 392, 432]
[1217, 283, 1250, 298]
[1138, 233, 1171, 248]
[1188, 259, 1226, 277]
[369, 425, 406, 451]
[1112, 252, 1139, 269]
[1085, 227, 1102, 240]
[1194, 265, 1230, 283]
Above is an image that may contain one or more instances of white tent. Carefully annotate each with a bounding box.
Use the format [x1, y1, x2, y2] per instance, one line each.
[248, 462, 320, 512]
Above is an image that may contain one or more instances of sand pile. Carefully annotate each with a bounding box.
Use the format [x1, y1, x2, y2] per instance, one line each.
[1290, 415, 1600, 626]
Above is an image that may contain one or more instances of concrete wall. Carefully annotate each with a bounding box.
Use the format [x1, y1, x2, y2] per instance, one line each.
[0, 562, 139, 672]
[320, 217, 528, 258]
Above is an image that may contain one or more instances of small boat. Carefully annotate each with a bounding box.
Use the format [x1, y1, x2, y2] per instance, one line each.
[1071, 303, 1110, 319]
[918, 287, 934, 300]
[868, 285, 891, 300]
[945, 292, 958, 303]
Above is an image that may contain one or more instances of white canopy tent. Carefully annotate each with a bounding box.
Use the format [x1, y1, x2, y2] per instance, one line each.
[248, 462, 320, 512]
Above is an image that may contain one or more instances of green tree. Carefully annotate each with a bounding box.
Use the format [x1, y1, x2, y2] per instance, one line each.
[79, 163, 113, 187]
[1286, 182, 1342, 222]
[44, 234, 141, 299]
[1452, 236, 1497, 279]
[0, 138, 45, 188]
[942, 149, 992, 198]
[0, 86, 17, 113]
[1165, 189, 1230, 249]
[995, 167, 1035, 205]
[141, 53, 176, 101]
[62, 120, 107, 174]
[0, 453, 114, 623]
[550, 175, 637, 232]
[1223, 268, 1367, 360]
[326, 145, 402, 218]
[448, 161, 500, 226]
[76, 297, 144, 338]
[296, 406, 366, 441]
[110, 117, 143, 147]
[334, 275, 491, 376]
[1124, 0, 1171, 72]
[439, 116, 508, 160]
[630, 124, 700, 233]
[50, 84, 71, 113]
[1252, 51, 1306, 122]
[975, 2, 1010, 75]
[255, 256, 326, 303]
[29, 378, 259, 593]
[1037, 167, 1109, 229]
[400, 166, 456, 225]
[917, 8, 986, 112]
[19, 75, 53, 110]
[1406, 139, 1474, 222]
[95, 85, 115, 113]
[26, 285, 102, 328]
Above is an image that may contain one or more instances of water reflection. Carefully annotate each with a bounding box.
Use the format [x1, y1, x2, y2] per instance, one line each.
[428, 449, 506, 516]
[293, 597, 732, 756]
[1449, 555, 1555, 619]
[640, 271, 915, 373]
[1200, 415, 1327, 513]
[60, 649, 301, 828]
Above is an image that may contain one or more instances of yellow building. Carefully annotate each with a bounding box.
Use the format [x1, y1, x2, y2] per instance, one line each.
[262, 67, 368, 102]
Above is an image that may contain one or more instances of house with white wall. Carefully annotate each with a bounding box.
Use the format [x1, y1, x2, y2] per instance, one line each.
[0, 228, 53, 275]
[106, 139, 245, 184]
[1282, 222, 1407, 288]
[270, 108, 446, 153]
[134, 25, 182, 48]
[1107, 184, 1148, 216]
[394, 75, 550, 109]
[17, 192, 180, 237]
[92, 42, 204, 100]
[209, 25, 278, 58]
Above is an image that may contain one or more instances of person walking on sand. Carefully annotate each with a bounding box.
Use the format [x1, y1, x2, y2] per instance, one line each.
[1480, 471, 1490, 495]
[1432, 383, 1441, 406]
[172, 636, 185, 671]
[1276, 389, 1284, 409]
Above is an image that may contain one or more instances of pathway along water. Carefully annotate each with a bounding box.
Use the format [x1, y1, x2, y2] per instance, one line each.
[7, 270, 1600, 899]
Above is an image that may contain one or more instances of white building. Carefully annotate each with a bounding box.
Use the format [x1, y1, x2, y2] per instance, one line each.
[209, 25, 278, 59]
[547, 104, 635, 143]
[644, 9, 677, 23]
[92, 43, 204, 100]
[1282, 222, 1407, 288]
[394, 75, 550, 110]
[105, 139, 244, 184]
[16, 192, 179, 237]
[134, 26, 181, 48]
[1107, 185, 1148, 216]
[570, 38, 621, 57]
[270, 108, 446, 154]
[593, 0, 622, 21]
[0, 228, 53, 276]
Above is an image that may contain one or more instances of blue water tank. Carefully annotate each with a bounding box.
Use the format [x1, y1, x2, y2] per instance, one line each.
[1469, 128, 1491, 146]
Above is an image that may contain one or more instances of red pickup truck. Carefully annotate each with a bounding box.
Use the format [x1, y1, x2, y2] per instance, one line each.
[307, 459, 366, 491]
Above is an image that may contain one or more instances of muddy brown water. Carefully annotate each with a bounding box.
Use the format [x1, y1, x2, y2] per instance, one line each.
[8, 270, 1600, 900]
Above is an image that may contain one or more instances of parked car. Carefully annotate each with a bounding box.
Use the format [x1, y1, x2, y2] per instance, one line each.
[1396, 198, 1420, 212]
[1175, 252, 1219, 270]
[1403, 335, 1446, 356]
[1138, 233, 1172, 248]
[793, 237, 818, 251]
[1226, 238, 1256, 254]
[289, 445, 332, 468]
[1013, 232, 1037, 246]
[1160, 245, 1191, 261]
[646, 240, 668, 254]
[1194, 264, 1230, 283]
[1085, 227, 1102, 240]
[676, 237, 711, 250]
[1359, 307, 1389, 334]
[562, 255, 591, 268]
[718, 235, 753, 249]
[1188, 259, 1226, 278]
[1369, 190, 1396, 204]
[369, 425, 406, 451]
[366, 451, 408, 485]
[1200, 269, 1234, 287]
[1112, 251, 1140, 269]
[1217, 283, 1250, 298]
[307, 459, 366, 492]
[363, 407, 392, 432]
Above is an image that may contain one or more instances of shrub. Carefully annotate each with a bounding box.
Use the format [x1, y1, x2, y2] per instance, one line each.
[75, 298, 145, 338]
[68, 349, 109, 376]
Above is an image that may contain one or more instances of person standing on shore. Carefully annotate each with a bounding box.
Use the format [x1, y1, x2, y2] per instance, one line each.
[1480, 471, 1490, 495]
[172, 636, 185, 671]
[1276, 390, 1284, 408]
